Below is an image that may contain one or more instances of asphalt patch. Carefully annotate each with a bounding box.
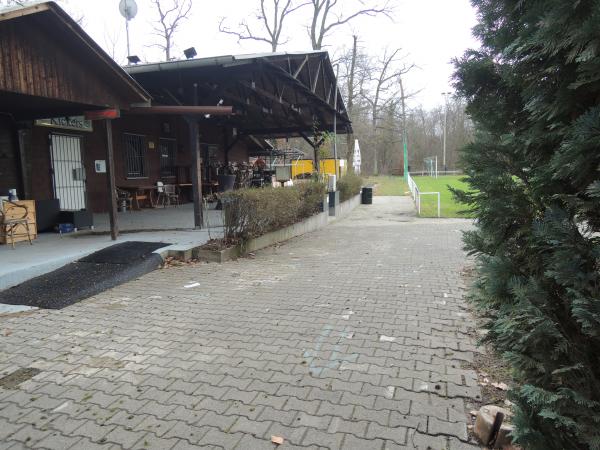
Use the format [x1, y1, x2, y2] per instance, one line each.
[0, 241, 169, 309]
[79, 241, 168, 264]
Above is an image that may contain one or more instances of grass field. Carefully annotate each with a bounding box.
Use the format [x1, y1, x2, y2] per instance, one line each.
[364, 176, 409, 196]
[413, 175, 474, 218]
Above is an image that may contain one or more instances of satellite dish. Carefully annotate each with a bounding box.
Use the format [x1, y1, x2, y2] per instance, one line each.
[119, 0, 138, 20]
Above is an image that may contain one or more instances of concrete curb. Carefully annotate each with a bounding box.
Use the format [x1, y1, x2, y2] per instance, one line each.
[192, 194, 361, 263]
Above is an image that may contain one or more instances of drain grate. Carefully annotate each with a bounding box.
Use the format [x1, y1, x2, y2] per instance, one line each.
[0, 367, 41, 389]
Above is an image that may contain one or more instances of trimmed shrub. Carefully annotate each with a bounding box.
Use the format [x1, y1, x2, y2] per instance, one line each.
[296, 181, 327, 219]
[337, 173, 363, 202]
[222, 181, 325, 243]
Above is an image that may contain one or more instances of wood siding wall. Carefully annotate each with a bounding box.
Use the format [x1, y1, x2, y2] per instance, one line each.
[0, 19, 123, 107]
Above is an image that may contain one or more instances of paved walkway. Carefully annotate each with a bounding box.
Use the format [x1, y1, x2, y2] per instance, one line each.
[0, 197, 482, 449]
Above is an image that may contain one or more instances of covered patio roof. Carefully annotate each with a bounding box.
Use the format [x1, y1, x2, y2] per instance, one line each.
[125, 51, 352, 139]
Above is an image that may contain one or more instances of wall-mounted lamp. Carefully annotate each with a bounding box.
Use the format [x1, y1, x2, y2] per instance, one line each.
[184, 47, 197, 59]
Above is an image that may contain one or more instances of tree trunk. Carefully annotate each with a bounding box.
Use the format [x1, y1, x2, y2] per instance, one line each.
[165, 35, 171, 61]
[345, 35, 358, 170]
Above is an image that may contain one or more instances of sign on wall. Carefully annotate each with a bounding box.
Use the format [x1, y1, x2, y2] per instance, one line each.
[95, 160, 107, 173]
[35, 116, 93, 132]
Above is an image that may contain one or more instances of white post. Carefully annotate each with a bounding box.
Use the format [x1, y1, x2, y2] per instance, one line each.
[443, 100, 447, 172]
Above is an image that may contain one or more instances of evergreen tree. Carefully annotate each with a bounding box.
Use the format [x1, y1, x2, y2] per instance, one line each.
[453, 1, 600, 448]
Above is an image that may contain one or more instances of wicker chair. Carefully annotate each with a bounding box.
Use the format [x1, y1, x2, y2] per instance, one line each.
[0, 201, 33, 249]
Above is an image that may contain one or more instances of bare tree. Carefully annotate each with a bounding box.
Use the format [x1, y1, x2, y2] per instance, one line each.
[0, 0, 25, 6]
[308, 0, 392, 50]
[150, 0, 192, 61]
[360, 48, 414, 174]
[0, 0, 85, 24]
[103, 29, 121, 61]
[219, 0, 308, 52]
[338, 35, 366, 169]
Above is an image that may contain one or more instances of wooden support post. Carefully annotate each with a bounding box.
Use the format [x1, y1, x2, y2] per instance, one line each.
[223, 128, 229, 166]
[16, 128, 30, 199]
[188, 118, 203, 229]
[105, 120, 118, 240]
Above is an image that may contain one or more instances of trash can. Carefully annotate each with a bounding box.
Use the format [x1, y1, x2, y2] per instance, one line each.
[218, 174, 236, 192]
[361, 186, 373, 204]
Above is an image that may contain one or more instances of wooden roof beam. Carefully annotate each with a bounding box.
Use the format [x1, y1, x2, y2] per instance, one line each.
[127, 106, 234, 115]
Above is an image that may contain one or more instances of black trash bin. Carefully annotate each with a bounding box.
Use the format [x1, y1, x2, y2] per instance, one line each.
[361, 186, 373, 204]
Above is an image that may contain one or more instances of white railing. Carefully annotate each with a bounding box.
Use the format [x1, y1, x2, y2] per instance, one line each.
[407, 172, 441, 217]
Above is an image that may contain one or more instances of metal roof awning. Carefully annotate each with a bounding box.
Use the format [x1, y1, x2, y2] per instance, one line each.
[124, 51, 352, 139]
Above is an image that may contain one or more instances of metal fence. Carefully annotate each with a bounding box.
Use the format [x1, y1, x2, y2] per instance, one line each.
[407, 172, 441, 217]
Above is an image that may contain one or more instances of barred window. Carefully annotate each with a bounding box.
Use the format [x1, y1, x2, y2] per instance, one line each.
[159, 138, 177, 177]
[123, 133, 147, 178]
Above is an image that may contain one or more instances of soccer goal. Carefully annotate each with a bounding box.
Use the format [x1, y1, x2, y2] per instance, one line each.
[423, 156, 438, 178]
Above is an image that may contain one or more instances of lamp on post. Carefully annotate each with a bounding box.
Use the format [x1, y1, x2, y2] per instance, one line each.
[184, 47, 197, 59]
[127, 55, 141, 65]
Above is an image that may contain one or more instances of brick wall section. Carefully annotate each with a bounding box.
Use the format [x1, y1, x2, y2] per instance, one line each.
[22, 116, 251, 213]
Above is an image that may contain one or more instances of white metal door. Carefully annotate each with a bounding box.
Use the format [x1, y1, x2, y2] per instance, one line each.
[50, 134, 86, 210]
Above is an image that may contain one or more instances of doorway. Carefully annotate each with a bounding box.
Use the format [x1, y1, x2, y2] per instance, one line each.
[50, 133, 86, 210]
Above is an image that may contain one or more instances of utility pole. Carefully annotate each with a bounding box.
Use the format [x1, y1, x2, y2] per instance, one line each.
[400, 76, 408, 181]
[333, 63, 339, 179]
[442, 91, 451, 173]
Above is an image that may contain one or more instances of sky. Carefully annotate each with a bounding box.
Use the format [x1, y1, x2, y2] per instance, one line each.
[64, 0, 480, 109]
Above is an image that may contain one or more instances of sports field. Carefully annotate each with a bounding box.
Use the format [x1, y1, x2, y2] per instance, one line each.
[364, 176, 409, 196]
[413, 175, 474, 218]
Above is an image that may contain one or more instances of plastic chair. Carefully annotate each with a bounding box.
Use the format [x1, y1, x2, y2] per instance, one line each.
[155, 181, 166, 207]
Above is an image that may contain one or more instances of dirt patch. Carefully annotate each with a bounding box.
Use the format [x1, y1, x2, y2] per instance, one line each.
[198, 238, 239, 251]
[0, 367, 41, 389]
[161, 256, 204, 268]
[87, 357, 125, 369]
[461, 266, 517, 446]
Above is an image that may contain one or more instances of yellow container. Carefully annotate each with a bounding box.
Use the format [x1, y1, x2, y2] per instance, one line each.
[291, 159, 314, 178]
[319, 159, 347, 177]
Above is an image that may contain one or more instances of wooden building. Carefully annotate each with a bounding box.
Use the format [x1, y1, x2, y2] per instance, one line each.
[0, 2, 351, 241]
[0, 1, 150, 240]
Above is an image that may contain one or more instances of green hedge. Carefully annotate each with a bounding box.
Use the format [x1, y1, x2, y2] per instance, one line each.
[221, 181, 326, 243]
[337, 173, 363, 202]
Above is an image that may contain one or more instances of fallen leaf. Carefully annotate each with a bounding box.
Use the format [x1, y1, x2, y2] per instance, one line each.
[3, 329, 12, 336]
[271, 435, 284, 445]
[492, 382, 509, 391]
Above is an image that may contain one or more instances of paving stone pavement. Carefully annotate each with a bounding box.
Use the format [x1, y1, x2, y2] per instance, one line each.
[0, 196, 483, 450]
